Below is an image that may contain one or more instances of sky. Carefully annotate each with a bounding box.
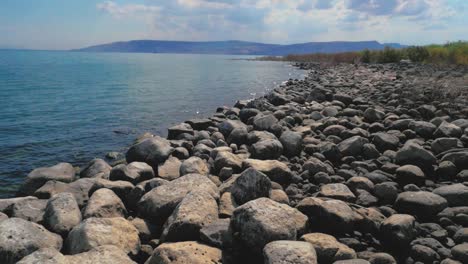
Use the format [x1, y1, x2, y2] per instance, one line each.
[1, 0, 467, 50]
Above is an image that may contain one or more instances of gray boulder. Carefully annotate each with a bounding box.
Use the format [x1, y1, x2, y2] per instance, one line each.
[157, 156, 181, 180]
[44, 192, 82, 235]
[214, 151, 243, 173]
[83, 188, 127, 218]
[0, 218, 62, 264]
[263, 240, 318, 264]
[80, 158, 111, 178]
[433, 184, 468, 207]
[126, 136, 173, 168]
[434, 121, 462, 138]
[395, 142, 437, 172]
[338, 136, 369, 156]
[279, 131, 303, 157]
[179, 156, 209, 175]
[19, 163, 75, 195]
[380, 214, 416, 248]
[251, 139, 284, 160]
[8, 199, 47, 223]
[145, 241, 222, 264]
[301, 233, 356, 264]
[394, 191, 448, 220]
[243, 159, 292, 185]
[319, 183, 356, 202]
[395, 165, 426, 186]
[372, 133, 399, 152]
[109, 162, 154, 184]
[230, 168, 272, 205]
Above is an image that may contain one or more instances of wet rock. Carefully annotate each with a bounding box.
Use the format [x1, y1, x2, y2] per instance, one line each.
[380, 214, 416, 249]
[19, 162, 75, 195]
[301, 233, 357, 264]
[263, 240, 318, 264]
[0, 218, 63, 264]
[243, 159, 292, 185]
[319, 183, 356, 202]
[145, 241, 222, 264]
[137, 174, 218, 224]
[126, 136, 173, 168]
[66, 217, 140, 254]
[161, 190, 218, 242]
[109, 161, 154, 184]
[80, 158, 111, 178]
[395, 191, 448, 220]
[157, 156, 181, 180]
[231, 198, 308, 253]
[43, 192, 81, 235]
[230, 168, 272, 205]
[179, 156, 209, 176]
[83, 188, 127, 218]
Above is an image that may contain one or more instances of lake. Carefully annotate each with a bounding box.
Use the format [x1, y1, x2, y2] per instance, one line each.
[0, 50, 306, 197]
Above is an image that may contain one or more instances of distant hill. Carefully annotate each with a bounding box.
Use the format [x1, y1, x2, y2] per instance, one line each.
[74, 40, 405, 55]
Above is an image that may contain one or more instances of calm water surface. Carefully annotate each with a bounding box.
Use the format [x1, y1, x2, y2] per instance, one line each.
[0, 50, 306, 197]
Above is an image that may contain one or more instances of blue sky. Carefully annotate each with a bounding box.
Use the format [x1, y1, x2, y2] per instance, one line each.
[1, 0, 467, 50]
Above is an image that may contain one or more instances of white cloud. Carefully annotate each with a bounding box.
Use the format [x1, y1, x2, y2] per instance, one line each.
[97, 1, 161, 18]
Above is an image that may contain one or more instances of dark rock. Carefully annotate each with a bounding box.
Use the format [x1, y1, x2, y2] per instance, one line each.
[433, 184, 468, 207]
[251, 139, 284, 160]
[126, 136, 173, 168]
[200, 218, 232, 248]
[394, 191, 448, 220]
[279, 131, 303, 157]
[395, 165, 426, 186]
[380, 214, 416, 249]
[338, 136, 369, 156]
[109, 162, 154, 184]
[230, 168, 272, 205]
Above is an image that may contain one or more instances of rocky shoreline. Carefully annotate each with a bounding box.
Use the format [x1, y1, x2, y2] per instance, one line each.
[1, 62, 468, 264]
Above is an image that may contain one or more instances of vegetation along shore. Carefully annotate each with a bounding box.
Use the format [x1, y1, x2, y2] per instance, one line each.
[1, 60, 468, 263]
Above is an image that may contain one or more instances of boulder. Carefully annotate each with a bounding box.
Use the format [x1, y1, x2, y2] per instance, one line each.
[394, 191, 448, 220]
[145, 241, 222, 264]
[395, 165, 426, 186]
[89, 179, 134, 203]
[451, 243, 468, 263]
[431, 138, 462, 154]
[279, 131, 303, 157]
[433, 184, 468, 207]
[217, 119, 247, 137]
[179, 157, 209, 175]
[200, 219, 232, 248]
[338, 136, 369, 157]
[214, 151, 243, 173]
[230, 168, 272, 205]
[380, 214, 416, 248]
[109, 162, 154, 184]
[17, 245, 136, 264]
[137, 174, 218, 224]
[167, 123, 194, 139]
[0, 196, 37, 213]
[253, 114, 278, 131]
[160, 190, 218, 242]
[263, 240, 318, 264]
[372, 133, 399, 152]
[157, 156, 182, 180]
[434, 121, 462, 138]
[364, 108, 385, 123]
[65, 217, 140, 254]
[231, 198, 308, 253]
[19, 163, 75, 195]
[409, 121, 437, 138]
[251, 139, 284, 160]
[8, 199, 47, 223]
[301, 233, 357, 264]
[126, 136, 173, 168]
[80, 158, 111, 178]
[0, 218, 62, 264]
[242, 159, 292, 185]
[368, 253, 397, 264]
[43, 192, 82, 235]
[303, 157, 334, 176]
[441, 151, 468, 170]
[395, 142, 437, 172]
[83, 188, 127, 218]
[33, 180, 71, 199]
[319, 183, 356, 202]
[186, 118, 214, 130]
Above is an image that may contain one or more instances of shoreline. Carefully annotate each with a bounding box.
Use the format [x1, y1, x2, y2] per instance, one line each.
[1, 62, 468, 263]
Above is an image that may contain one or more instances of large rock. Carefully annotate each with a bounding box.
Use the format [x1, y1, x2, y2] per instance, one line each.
[8, 198, 47, 223]
[451, 243, 468, 263]
[145, 241, 222, 264]
[179, 156, 209, 175]
[395, 142, 437, 172]
[433, 184, 468, 207]
[279, 131, 303, 157]
[138, 174, 218, 224]
[186, 118, 214, 130]
[43, 192, 82, 235]
[83, 188, 127, 219]
[89, 179, 134, 203]
[200, 219, 232, 248]
[297, 197, 361, 233]
[301, 233, 357, 264]
[364, 108, 385, 123]
[253, 114, 278, 131]
[0, 196, 37, 213]
[263, 240, 318, 264]
[380, 214, 416, 249]
[157, 156, 181, 180]
[217, 119, 247, 137]
[65, 217, 140, 254]
[395, 165, 426, 186]
[338, 136, 369, 156]
[319, 183, 356, 202]
[230, 168, 272, 205]
[431, 138, 463, 154]
[126, 136, 173, 168]
[251, 139, 284, 160]
[214, 151, 243, 173]
[242, 159, 292, 185]
[231, 198, 308, 253]
[167, 123, 194, 139]
[409, 121, 437, 138]
[0, 218, 62, 264]
[303, 157, 334, 176]
[441, 151, 468, 170]
[434, 121, 462, 138]
[19, 163, 75, 195]
[80, 158, 111, 178]
[17, 245, 136, 264]
[372, 133, 399, 152]
[160, 190, 218, 242]
[394, 191, 448, 220]
[109, 162, 154, 184]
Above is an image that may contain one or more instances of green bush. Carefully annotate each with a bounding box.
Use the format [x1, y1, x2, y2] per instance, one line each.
[378, 47, 402, 63]
[406, 46, 429, 62]
[361, 49, 371, 63]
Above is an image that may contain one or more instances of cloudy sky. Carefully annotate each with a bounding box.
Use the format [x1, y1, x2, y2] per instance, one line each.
[1, 0, 467, 50]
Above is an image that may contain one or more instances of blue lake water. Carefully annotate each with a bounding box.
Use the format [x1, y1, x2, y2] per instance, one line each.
[0, 50, 306, 197]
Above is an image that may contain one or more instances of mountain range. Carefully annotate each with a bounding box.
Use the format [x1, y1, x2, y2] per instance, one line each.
[74, 40, 405, 55]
